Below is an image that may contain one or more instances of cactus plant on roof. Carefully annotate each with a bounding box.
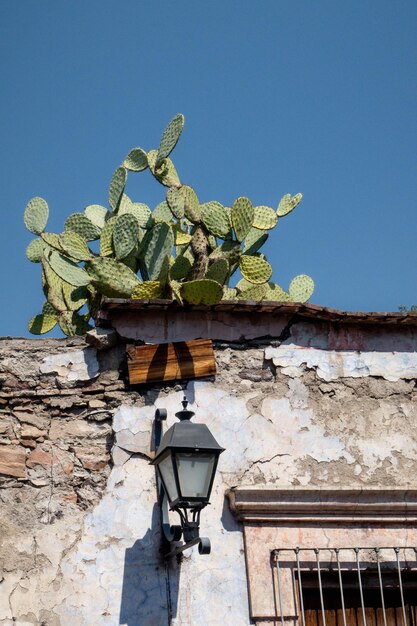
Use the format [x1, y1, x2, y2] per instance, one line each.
[24, 113, 313, 335]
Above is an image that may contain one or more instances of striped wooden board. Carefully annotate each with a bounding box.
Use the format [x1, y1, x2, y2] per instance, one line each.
[127, 339, 216, 384]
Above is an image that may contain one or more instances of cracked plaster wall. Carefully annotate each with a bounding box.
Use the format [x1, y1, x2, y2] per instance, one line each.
[1, 316, 417, 625]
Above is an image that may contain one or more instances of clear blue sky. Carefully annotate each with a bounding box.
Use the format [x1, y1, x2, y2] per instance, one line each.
[1, 1, 416, 337]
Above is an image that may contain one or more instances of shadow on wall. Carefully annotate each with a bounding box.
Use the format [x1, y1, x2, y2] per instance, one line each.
[119, 504, 181, 626]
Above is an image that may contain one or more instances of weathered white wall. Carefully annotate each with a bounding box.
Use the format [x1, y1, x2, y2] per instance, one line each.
[1, 313, 417, 625]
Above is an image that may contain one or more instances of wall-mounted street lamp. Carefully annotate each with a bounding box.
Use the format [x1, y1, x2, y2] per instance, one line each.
[151, 398, 224, 559]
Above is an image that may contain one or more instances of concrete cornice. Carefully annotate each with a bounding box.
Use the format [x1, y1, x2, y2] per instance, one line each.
[226, 487, 417, 523]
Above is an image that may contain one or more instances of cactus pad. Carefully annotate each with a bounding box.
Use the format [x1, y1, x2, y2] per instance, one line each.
[222, 286, 237, 300]
[42, 301, 58, 317]
[288, 274, 314, 302]
[141, 222, 174, 281]
[87, 257, 141, 297]
[253, 205, 278, 230]
[118, 200, 151, 228]
[170, 254, 192, 281]
[157, 113, 184, 163]
[65, 213, 101, 241]
[236, 283, 267, 301]
[113, 213, 140, 260]
[264, 282, 291, 302]
[123, 147, 148, 172]
[26, 238, 45, 263]
[58, 311, 92, 337]
[239, 255, 272, 284]
[24, 197, 49, 235]
[99, 216, 116, 256]
[178, 186, 200, 223]
[59, 231, 93, 261]
[173, 224, 192, 245]
[277, 193, 302, 217]
[243, 228, 268, 255]
[201, 201, 231, 238]
[62, 284, 88, 311]
[28, 313, 58, 335]
[84, 204, 109, 229]
[166, 187, 185, 218]
[41, 232, 63, 251]
[152, 201, 174, 223]
[205, 258, 229, 284]
[49, 251, 91, 287]
[182, 279, 223, 305]
[148, 150, 181, 187]
[231, 197, 254, 242]
[132, 281, 163, 299]
[109, 166, 127, 212]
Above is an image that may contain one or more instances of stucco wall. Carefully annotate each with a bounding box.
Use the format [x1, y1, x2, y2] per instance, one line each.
[1, 312, 417, 626]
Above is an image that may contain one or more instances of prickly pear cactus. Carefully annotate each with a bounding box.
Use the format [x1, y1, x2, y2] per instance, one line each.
[24, 113, 313, 336]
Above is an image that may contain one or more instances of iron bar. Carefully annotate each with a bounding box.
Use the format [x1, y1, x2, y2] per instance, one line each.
[315, 548, 327, 626]
[275, 550, 285, 626]
[295, 547, 306, 626]
[355, 548, 367, 626]
[395, 547, 408, 626]
[375, 548, 387, 626]
[335, 548, 347, 626]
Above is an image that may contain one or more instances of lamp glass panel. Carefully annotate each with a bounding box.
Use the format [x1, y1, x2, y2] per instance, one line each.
[158, 454, 178, 503]
[175, 452, 216, 498]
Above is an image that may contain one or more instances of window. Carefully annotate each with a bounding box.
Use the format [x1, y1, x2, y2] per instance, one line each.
[273, 547, 417, 626]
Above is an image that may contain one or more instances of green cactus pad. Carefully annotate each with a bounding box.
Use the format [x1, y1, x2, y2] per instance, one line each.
[28, 313, 58, 335]
[87, 257, 141, 297]
[235, 277, 253, 292]
[231, 197, 254, 242]
[157, 113, 184, 163]
[277, 193, 303, 217]
[132, 281, 163, 299]
[84, 204, 109, 229]
[222, 286, 237, 300]
[123, 147, 148, 172]
[236, 283, 267, 301]
[109, 166, 127, 212]
[243, 228, 268, 256]
[170, 280, 183, 304]
[42, 301, 58, 317]
[183, 186, 201, 222]
[253, 205, 278, 230]
[205, 259, 229, 284]
[59, 231, 93, 261]
[42, 258, 68, 313]
[65, 213, 101, 241]
[140, 222, 174, 281]
[49, 251, 91, 287]
[24, 197, 49, 235]
[99, 216, 116, 256]
[210, 240, 242, 264]
[58, 311, 92, 337]
[119, 199, 151, 228]
[166, 187, 185, 218]
[113, 213, 140, 260]
[152, 201, 174, 223]
[201, 201, 231, 238]
[148, 150, 181, 187]
[26, 238, 45, 263]
[41, 232, 63, 251]
[264, 282, 291, 302]
[120, 245, 139, 272]
[182, 279, 223, 305]
[239, 255, 272, 284]
[62, 284, 89, 311]
[170, 254, 192, 281]
[288, 274, 314, 302]
[173, 224, 192, 245]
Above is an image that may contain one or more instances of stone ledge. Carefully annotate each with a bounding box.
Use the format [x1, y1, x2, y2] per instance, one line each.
[227, 487, 417, 523]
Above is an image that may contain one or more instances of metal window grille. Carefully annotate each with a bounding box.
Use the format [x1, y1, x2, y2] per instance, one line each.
[272, 547, 417, 626]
